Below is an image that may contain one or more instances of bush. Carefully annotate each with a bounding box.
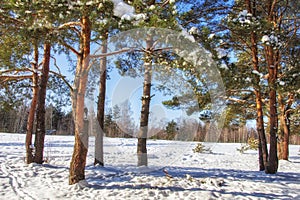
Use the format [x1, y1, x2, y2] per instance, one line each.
[237, 137, 259, 153]
[193, 143, 212, 153]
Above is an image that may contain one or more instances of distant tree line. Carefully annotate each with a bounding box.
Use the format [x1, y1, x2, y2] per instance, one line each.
[0, 105, 74, 135]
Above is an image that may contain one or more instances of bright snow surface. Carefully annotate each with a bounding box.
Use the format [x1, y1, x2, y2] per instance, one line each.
[0, 133, 299, 199]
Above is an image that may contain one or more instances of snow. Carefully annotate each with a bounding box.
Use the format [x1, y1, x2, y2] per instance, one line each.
[111, 0, 146, 23]
[208, 34, 215, 39]
[252, 70, 263, 77]
[245, 77, 252, 82]
[178, 25, 196, 42]
[188, 27, 199, 35]
[1, 133, 300, 199]
[261, 33, 282, 48]
[121, 13, 133, 21]
[237, 10, 252, 25]
[261, 35, 270, 43]
[112, 1, 135, 19]
[220, 63, 228, 70]
[149, 5, 156, 10]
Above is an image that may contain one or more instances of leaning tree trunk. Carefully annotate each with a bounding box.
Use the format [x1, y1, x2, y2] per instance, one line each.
[25, 42, 39, 164]
[95, 31, 108, 166]
[34, 42, 51, 164]
[246, 0, 268, 171]
[69, 16, 91, 185]
[137, 36, 153, 166]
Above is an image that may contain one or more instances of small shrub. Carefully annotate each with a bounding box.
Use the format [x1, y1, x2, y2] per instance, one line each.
[237, 137, 259, 153]
[193, 143, 212, 153]
[249, 138, 259, 149]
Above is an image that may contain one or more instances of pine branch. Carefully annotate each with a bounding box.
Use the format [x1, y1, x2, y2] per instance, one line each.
[0, 75, 32, 84]
[57, 22, 82, 30]
[58, 39, 80, 56]
[0, 68, 32, 74]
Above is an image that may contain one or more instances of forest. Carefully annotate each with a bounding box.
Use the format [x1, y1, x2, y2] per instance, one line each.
[0, 0, 299, 187]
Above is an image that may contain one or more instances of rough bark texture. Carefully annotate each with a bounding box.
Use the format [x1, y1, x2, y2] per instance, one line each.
[251, 38, 268, 171]
[277, 93, 292, 160]
[69, 16, 91, 185]
[95, 32, 108, 166]
[254, 89, 268, 170]
[34, 42, 51, 164]
[25, 43, 39, 164]
[137, 36, 153, 166]
[264, 0, 279, 174]
[246, 0, 268, 171]
[265, 46, 279, 174]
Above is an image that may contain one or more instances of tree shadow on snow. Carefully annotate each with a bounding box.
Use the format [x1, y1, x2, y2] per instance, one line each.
[85, 165, 300, 199]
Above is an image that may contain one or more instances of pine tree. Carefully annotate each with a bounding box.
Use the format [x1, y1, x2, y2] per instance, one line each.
[114, 0, 178, 166]
[94, 1, 116, 166]
[0, 0, 57, 164]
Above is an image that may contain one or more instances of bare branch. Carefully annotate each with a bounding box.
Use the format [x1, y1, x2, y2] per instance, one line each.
[57, 22, 82, 30]
[89, 47, 136, 58]
[226, 97, 248, 104]
[50, 56, 63, 75]
[49, 70, 73, 92]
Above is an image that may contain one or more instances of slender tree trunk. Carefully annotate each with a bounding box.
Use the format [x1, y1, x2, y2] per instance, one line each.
[251, 40, 268, 171]
[278, 93, 292, 160]
[25, 42, 39, 164]
[69, 16, 91, 185]
[254, 90, 268, 170]
[246, 0, 268, 171]
[95, 31, 108, 166]
[137, 36, 153, 166]
[277, 93, 284, 160]
[34, 42, 51, 164]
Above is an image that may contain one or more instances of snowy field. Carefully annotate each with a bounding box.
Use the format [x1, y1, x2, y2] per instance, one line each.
[0, 133, 299, 199]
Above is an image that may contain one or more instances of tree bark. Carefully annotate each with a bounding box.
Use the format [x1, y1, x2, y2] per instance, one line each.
[25, 42, 39, 164]
[69, 16, 91, 185]
[137, 36, 153, 166]
[246, 0, 268, 171]
[277, 93, 292, 160]
[264, 0, 279, 173]
[34, 42, 51, 164]
[254, 89, 268, 170]
[95, 31, 108, 166]
[265, 46, 278, 174]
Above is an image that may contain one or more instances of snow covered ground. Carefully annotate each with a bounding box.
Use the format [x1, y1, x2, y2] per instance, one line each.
[0, 133, 299, 199]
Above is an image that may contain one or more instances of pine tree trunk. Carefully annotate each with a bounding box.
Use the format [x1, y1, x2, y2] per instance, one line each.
[137, 36, 153, 166]
[278, 93, 292, 160]
[246, 0, 268, 170]
[265, 46, 278, 174]
[33, 42, 51, 164]
[25, 42, 39, 164]
[254, 90, 268, 170]
[69, 16, 91, 185]
[95, 31, 108, 166]
[252, 51, 268, 171]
